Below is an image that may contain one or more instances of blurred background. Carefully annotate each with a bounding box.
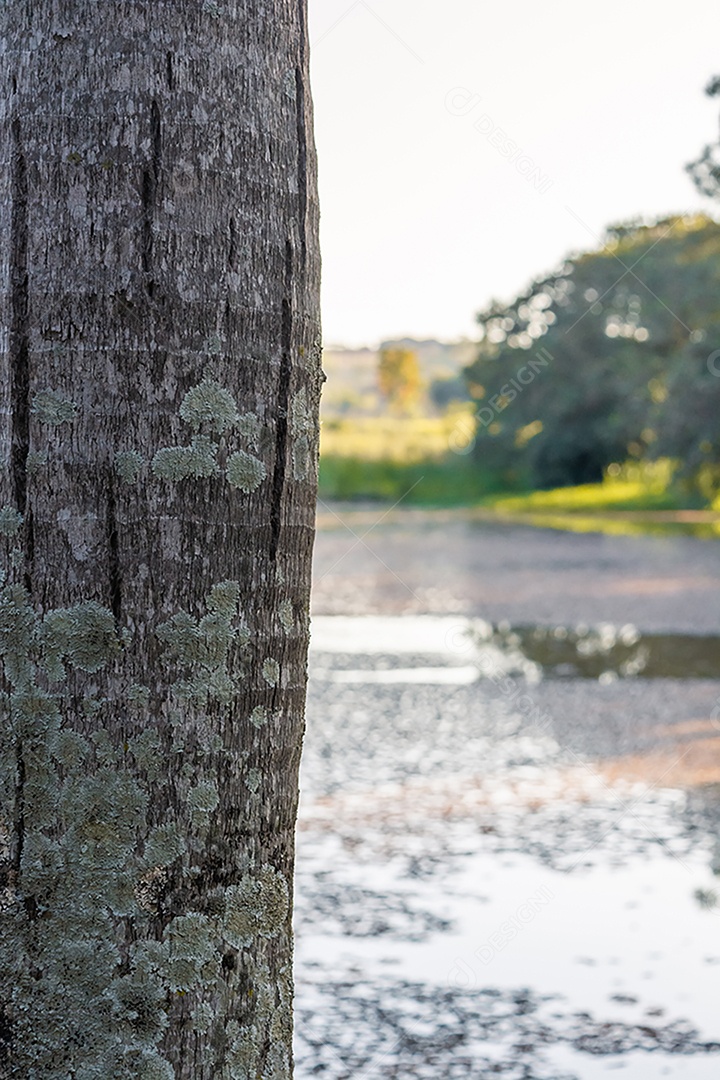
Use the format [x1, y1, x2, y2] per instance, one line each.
[295, 3, 720, 1077]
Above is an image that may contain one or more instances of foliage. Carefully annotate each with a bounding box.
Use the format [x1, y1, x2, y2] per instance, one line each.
[687, 74, 720, 198]
[429, 374, 472, 409]
[465, 215, 720, 493]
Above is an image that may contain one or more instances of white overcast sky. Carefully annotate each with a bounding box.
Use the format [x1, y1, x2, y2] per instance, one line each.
[307, 0, 720, 346]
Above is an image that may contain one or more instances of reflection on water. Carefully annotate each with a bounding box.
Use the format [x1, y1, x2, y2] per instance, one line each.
[297, 613, 720, 1078]
[485, 622, 720, 681]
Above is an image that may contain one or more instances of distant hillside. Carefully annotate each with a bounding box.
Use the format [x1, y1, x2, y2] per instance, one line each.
[322, 338, 477, 416]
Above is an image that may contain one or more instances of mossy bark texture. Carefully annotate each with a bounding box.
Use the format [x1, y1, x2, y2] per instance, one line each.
[0, 2, 321, 1076]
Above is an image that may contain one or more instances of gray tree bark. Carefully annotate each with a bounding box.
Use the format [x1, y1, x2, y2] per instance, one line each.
[0, 2, 321, 1077]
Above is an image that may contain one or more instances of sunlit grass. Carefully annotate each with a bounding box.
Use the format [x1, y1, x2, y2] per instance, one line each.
[483, 461, 680, 514]
[486, 511, 720, 539]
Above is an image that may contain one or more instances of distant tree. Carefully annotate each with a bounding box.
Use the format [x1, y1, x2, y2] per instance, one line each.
[378, 347, 424, 413]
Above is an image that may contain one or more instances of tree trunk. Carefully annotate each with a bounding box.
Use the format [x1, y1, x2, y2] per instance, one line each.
[0, 2, 321, 1077]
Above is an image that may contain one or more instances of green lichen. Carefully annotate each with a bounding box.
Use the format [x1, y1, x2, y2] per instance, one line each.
[31, 388, 77, 426]
[90, 727, 121, 766]
[130, 729, 162, 778]
[163, 912, 218, 991]
[156, 582, 247, 705]
[223, 865, 289, 949]
[107, 971, 169, 1044]
[0, 504, 23, 537]
[0, 583, 36, 687]
[179, 378, 239, 433]
[191, 1001, 215, 1033]
[49, 728, 90, 771]
[262, 659, 280, 687]
[27, 450, 48, 474]
[144, 822, 186, 868]
[203, 334, 223, 355]
[188, 779, 219, 828]
[41, 601, 120, 676]
[60, 770, 148, 870]
[236, 412, 262, 447]
[249, 706, 268, 729]
[262, 1044, 291, 1080]
[23, 775, 59, 829]
[152, 435, 218, 481]
[126, 1050, 175, 1080]
[19, 832, 63, 898]
[208, 580, 241, 619]
[11, 685, 61, 741]
[245, 768, 261, 794]
[83, 694, 104, 718]
[107, 874, 139, 917]
[115, 450, 145, 484]
[127, 683, 151, 708]
[226, 1026, 258, 1080]
[130, 938, 170, 979]
[198, 613, 238, 667]
[226, 450, 266, 493]
[156, 611, 201, 664]
[292, 435, 311, 481]
[175, 667, 237, 706]
[291, 388, 315, 480]
[188, 779, 219, 813]
[278, 600, 294, 634]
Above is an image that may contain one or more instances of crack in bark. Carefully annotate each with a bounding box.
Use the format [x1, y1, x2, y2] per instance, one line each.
[12, 742, 25, 880]
[269, 241, 294, 560]
[0, 1005, 12, 1068]
[228, 216, 237, 270]
[141, 99, 162, 298]
[23, 505, 34, 596]
[106, 479, 123, 627]
[295, 67, 307, 270]
[9, 117, 30, 518]
[166, 51, 174, 92]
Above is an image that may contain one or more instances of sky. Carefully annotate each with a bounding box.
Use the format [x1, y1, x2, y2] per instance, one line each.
[307, 0, 720, 347]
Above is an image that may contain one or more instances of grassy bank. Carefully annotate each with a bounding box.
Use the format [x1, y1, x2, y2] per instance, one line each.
[482, 462, 681, 514]
[318, 417, 720, 535]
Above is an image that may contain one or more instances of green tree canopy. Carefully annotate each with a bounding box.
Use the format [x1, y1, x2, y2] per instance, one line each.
[465, 215, 720, 491]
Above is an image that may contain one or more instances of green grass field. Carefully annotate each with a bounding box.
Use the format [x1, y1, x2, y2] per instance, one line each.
[318, 410, 500, 505]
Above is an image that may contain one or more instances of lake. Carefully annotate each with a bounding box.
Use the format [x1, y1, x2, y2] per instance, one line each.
[295, 507, 720, 1079]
